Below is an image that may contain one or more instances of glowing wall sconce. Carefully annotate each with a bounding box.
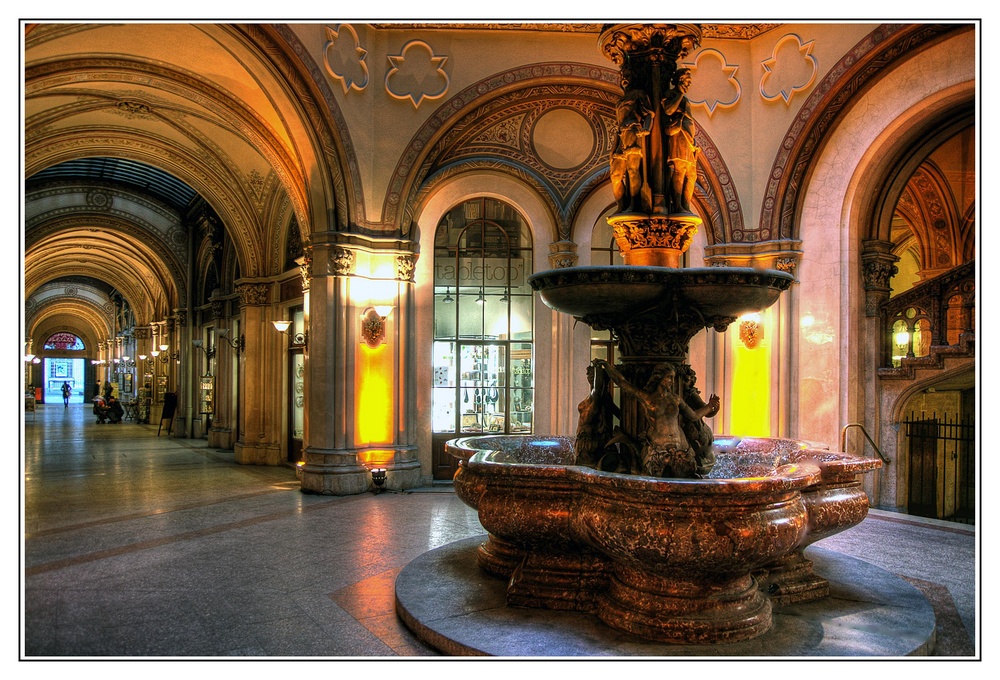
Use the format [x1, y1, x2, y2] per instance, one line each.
[272, 320, 308, 347]
[218, 329, 245, 353]
[738, 312, 762, 349]
[155, 343, 180, 363]
[361, 306, 393, 349]
[893, 329, 910, 348]
[370, 467, 387, 494]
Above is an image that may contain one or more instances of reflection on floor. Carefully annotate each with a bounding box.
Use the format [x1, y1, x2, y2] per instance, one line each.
[22, 403, 977, 658]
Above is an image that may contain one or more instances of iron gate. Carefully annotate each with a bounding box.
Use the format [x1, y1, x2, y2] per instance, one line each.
[904, 412, 975, 524]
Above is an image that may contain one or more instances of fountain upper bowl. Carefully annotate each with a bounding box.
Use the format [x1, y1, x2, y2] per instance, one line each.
[528, 265, 795, 321]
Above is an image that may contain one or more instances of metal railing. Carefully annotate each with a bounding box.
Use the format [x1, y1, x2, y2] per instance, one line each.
[840, 422, 891, 464]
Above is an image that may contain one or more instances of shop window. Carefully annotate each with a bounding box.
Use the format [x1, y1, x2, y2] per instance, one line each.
[432, 198, 534, 436]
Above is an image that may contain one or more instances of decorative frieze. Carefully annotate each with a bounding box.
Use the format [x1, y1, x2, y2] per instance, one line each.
[236, 282, 270, 307]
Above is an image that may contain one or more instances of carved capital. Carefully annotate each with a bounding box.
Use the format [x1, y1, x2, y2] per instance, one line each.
[548, 240, 579, 269]
[134, 327, 151, 340]
[774, 257, 798, 276]
[610, 215, 701, 267]
[861, 246, 899, 318]
[396, 254, 417, 282]
[330, 247, 355, 276]
[236, 282, 270, 307]
[297, 254, 312, 292]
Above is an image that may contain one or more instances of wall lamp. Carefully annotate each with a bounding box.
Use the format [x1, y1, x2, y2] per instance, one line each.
[360, 306, 393, 349]
[217, 329, 245, 352]
[272, 320, 308, 348]
[192, 339, 217, 358]
[155, 344, 180, 363]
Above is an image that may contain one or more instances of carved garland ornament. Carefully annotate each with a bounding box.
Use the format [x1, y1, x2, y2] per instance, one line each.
[236, 283, 269, 307]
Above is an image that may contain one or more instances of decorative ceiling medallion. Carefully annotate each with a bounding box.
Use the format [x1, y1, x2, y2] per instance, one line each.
[385, 40, 450, 108]
[531, 107, 596, 170]
[324, 24, 369, 94]
[683, 48, 741, 117]
[86, 189, 112, 211]
[760, 34, 818, 105]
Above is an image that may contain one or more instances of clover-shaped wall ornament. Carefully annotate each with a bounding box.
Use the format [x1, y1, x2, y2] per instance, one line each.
[324, 24, 369, 94]
[760, 33, 818, 105]
[385, 39, 450, 108]
[682, 48, 741, 117]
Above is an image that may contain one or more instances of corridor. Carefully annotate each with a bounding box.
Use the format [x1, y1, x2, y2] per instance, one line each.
[21, 403, 977, 658]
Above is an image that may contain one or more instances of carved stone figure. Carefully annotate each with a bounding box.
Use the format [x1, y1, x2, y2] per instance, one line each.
[610, 89, 653, 213]
[677, 364, 720, 476]
[661, 68, 700, 215]
[575, 360, 621, 470]
[596, 359, 699, 477]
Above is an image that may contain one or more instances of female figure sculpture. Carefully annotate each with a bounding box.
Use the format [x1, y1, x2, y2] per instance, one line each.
[575, 359, 621, 470]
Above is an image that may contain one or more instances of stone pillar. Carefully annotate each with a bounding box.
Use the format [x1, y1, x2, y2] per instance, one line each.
[299, 242, 370, 495]
[387, 253, 423, 490]
[860, 240, 899, 506]
[207, 297, 235, 449]
[233, 282, 283, 465]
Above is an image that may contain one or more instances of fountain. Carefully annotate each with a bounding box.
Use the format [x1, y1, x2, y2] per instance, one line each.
[397, 23, 887, 651]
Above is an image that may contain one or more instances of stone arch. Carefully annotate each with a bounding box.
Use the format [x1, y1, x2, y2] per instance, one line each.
[24, 23, 358, 275]
[394, 62, 743, 246]
[792, 25, 974, 487]
[758, 23, 972, 242]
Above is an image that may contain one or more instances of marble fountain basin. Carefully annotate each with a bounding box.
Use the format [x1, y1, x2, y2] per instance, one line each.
[447, 434, 881, 644]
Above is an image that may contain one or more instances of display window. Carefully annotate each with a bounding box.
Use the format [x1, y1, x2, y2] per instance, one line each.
[432, 198, 533, 436]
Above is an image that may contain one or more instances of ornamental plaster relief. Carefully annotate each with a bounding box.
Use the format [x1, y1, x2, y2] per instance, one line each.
[385, 40, 450, 108]
[324, 24, 369, 94]
[682, 48, 741, 117]
[759, 34, 818, 105]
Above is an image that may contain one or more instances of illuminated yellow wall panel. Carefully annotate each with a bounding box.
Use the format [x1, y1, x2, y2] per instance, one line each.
[355, 343, 393, 447]
[728, 320, 771, 437]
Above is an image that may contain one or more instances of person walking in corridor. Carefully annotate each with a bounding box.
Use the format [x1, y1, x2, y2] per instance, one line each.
[61, 382, 71, 408]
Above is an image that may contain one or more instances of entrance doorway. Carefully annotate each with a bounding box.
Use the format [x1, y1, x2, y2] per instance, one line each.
[431, 197, 534, 480]
[44, 357, 86, 404]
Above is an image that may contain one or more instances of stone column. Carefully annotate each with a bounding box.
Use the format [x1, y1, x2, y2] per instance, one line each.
[233, 282, 284, 465]
[207, 297, 235, 448]
[860, 240, 898, 506]
[299, 242, 369, 495]
[387, 253, 423, 490]
[546, 240, 586, 436]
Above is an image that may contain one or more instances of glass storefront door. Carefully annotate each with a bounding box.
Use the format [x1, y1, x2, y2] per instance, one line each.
[431, 197, 534, 479]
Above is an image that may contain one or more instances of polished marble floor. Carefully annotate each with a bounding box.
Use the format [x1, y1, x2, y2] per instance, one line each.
[20, 402, 979, 661]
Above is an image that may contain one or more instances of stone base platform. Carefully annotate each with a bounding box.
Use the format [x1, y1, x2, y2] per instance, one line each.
[395, 536, 936, 657]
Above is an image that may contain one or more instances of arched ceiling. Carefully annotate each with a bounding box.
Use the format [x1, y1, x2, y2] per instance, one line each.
[23, 22, 338, 350]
